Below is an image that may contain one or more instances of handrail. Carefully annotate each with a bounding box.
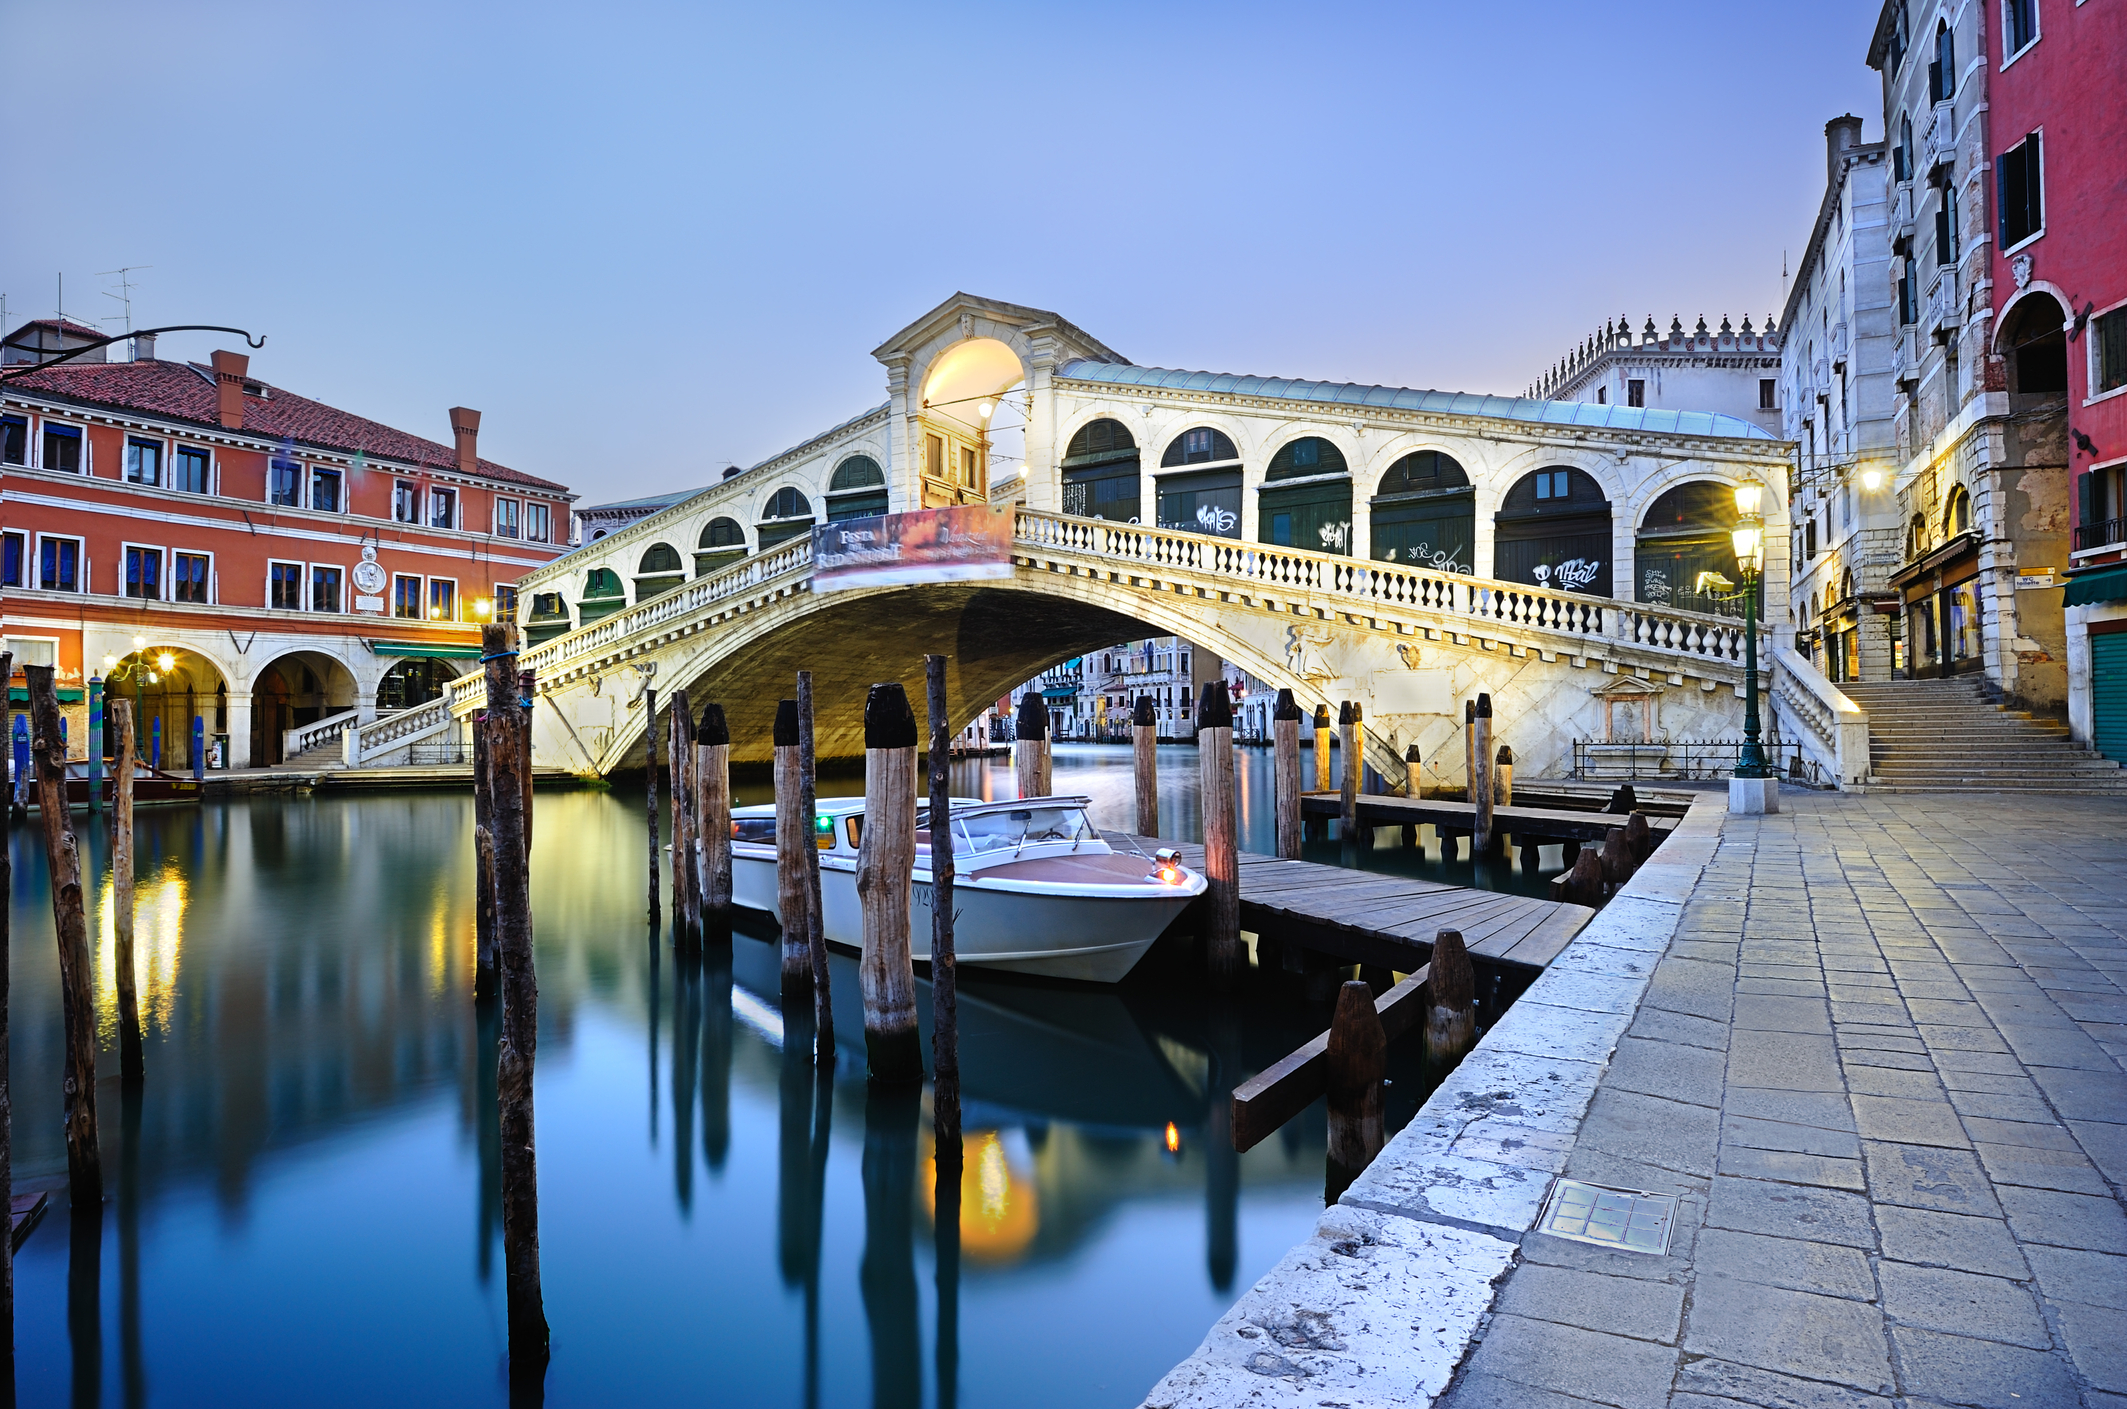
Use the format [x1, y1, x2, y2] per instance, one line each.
[1769, 645, 1869, 786]
[284, 708, 359, 759]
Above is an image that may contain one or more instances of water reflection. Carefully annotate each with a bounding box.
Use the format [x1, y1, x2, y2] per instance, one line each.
[10, 778, 1358, 1407]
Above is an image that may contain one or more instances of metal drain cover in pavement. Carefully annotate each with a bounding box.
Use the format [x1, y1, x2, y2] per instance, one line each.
[1535, 1179, 1676, 1255]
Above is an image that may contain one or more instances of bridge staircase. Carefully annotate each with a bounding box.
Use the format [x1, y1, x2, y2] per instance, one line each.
[1840, 679, 2127, 794]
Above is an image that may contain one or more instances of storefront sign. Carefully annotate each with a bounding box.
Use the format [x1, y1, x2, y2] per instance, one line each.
[2015, 568, 2059, 589]
[813, 503, 1014, 592]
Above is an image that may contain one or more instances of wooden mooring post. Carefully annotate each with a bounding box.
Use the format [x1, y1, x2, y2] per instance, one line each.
[796, 675, 830, 1054]
[27, 665, 100, 1205]
[1132, 696, 1158, 838]
[774, 700, 813, 1000]
[1496, 744, 1515, 807]
[110, 699, 145, 1084]
[696, 703, 733, 942]
[1423, 928, 1477, 1065]
[858, 684, 922, 1083]
[1307, 703, 1332, 839]
[1551, 847, 1605, 906]
[480, 624, 549, 1378]
[472, 711, 498, 999]
[924, 656, 959, 1144]
[646, 684, 661, 928]
[1014, 692, 1050, 799]
[1325, 980, 1386, 1200]
[1272, 689, 1302, 861]
[670, 687, 699, 947]
[1197, 682, 1242, 989]
[1471, 693, 1495, 856]
[1337, 701, 1360, 839]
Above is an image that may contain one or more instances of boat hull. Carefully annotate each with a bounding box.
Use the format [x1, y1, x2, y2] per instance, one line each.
[731, 851, 1189, 984]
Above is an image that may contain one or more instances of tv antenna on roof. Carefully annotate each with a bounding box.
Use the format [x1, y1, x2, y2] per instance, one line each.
[98, 266, 152, 337]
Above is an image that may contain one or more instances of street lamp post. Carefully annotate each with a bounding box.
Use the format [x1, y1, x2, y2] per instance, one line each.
[1696, 476, 1778, 815]
[1732, 478, 1770, 781]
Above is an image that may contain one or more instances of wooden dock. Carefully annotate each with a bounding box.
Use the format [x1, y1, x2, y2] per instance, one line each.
[1299, 791, 1681, 844]
[1117, 836, 1594, 974]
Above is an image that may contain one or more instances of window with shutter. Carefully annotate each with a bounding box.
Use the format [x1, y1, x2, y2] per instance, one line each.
[1998, 133, 2042, 249]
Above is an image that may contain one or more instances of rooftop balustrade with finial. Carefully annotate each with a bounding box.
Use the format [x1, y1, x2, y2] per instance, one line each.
[1522, 310, 1784, 428]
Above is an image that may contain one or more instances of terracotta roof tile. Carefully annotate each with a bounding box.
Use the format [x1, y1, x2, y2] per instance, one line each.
[5, 358, 572, 494]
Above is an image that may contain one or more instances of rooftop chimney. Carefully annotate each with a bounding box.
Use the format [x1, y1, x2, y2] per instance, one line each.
[211, 349, 249, 430]
[132, 332, 157, 362]
[1826, 113, 1865, 182]
[449, 407, 481, 475]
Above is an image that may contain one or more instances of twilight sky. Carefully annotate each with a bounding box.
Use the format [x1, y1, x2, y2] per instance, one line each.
[3, 1, 1880, 505]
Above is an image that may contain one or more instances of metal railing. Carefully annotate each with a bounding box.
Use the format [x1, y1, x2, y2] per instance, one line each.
[1573, 738, 1811, 783]
[2074, 517, 2126, 553]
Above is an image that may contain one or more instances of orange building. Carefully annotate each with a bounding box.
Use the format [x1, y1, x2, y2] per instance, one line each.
[2, 322, 575, 767]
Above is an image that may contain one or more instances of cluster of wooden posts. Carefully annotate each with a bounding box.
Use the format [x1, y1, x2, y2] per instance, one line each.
[2, 656, 176, 1387]
[1547, 783, 1660, 907]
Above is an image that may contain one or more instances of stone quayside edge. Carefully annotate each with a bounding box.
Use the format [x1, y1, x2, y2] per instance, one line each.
[1141, 795, 1726, 1408]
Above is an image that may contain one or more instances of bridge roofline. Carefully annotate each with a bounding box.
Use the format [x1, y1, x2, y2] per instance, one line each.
[533, 402, 892, 586]
[872, 292, 1130, 367]
[1055, 360, 1786, 447]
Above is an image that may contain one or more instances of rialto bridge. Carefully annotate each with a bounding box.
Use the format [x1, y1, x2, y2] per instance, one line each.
[342, 293, 1821, 786]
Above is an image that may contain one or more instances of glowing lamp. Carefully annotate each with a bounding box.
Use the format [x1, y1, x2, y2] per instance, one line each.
[132, 635, 146, 649]
[145, 672, 158, 685]
[103, 655, 118, 670]
[474, 598, 492, 619]
[977, 400, 994, 420]
[1861, 468, 1884, 491]
[1165, 1122, 1181, 1155]
[156, 652, 176, 673]
[1732, 479, 1764, 518]
[430, 608, 443, 619]
[1731, 523, 1764, 574]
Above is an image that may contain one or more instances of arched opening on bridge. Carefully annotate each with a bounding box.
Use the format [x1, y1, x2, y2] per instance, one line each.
[1259, 437, 1351, 554]
[252, 650, 357, 767]
[1998, 293, 2067, 401]
[580, 567, 626, 626]
[1060, 419, 1140, 523]
[695, 516, 747, 576]
[1634, 480, 1744, 617]
[919, 337, 1024, 509]
[527, 590, 572, 644]
[826, 456, 888, 522]
[1156, 427, 1242, 537]
[98, 646, 227, 772]
[1370, 450, 1473, 572]
[757, 487, 815, 548]
[635, 542, 685, 602]
[1494, 467, 1613, 596]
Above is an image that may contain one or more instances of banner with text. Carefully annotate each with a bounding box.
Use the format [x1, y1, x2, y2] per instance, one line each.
[813, 503, 1015, 592]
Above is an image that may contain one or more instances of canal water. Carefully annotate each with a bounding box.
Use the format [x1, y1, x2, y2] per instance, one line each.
[6, 745, 1558, 1407]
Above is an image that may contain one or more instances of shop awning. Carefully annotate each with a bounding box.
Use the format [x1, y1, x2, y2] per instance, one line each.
[9, 687, 84, 704]
[2064, 562, 2127, 607]
[1040, 686, 1078, 700]
[365, 641, 485, 659]
[1887, 531, 1980, 590]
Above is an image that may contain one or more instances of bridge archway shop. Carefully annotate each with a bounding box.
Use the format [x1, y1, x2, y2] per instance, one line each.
[1634, 481, 1744, 618]
[1493, 467, 1614, 597]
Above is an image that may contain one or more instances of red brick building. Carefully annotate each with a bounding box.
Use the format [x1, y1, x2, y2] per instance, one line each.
[2, 326, 575, 767]
[1984, 0, 2127, 755]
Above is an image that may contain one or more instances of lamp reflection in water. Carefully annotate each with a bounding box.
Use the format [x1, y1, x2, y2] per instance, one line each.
[923, 1130, 1040, 1260]
[95, 872, 187, 1041]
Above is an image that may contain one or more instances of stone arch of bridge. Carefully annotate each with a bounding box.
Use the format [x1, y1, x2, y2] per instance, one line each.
[587, 571, 1349, 775]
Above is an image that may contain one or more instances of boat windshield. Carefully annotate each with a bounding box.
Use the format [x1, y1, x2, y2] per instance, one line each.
[921, 804, 1095, 856]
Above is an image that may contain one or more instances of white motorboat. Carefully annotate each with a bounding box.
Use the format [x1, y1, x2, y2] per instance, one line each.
[729, 794, 1205, 984]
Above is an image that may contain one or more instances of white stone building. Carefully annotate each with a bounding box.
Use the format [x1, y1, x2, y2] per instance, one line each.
[1780, 115, 1902, 682]
[1528, 316, 1784, 438]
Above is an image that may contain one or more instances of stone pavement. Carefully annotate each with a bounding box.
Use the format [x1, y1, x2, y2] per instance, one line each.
[1441, 789, 2127, 1409]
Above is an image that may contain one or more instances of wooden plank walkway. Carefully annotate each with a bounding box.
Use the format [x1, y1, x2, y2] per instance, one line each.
[1300, 791, 1682, 843]
[1116, 835, 1595, 973]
